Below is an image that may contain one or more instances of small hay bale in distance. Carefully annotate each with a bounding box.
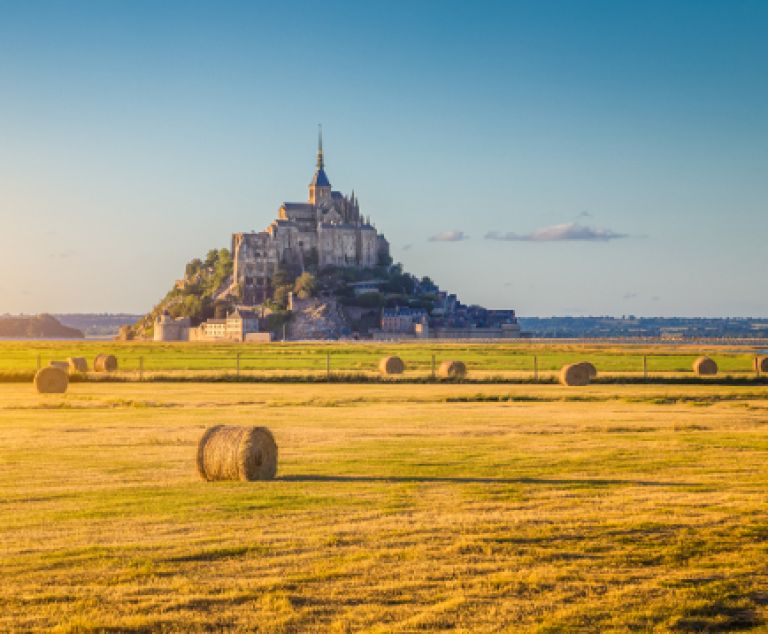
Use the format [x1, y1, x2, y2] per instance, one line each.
[94, 354, 118, 373]
[34, 366, 69, 394]
[438, 360, 467, 379]
[693, 356, 718, 376]
[379, 355, 405, 375]
[197, 425, 277, 482]
[754, 356, 768, 373]
[68, 357, 88, 374]
[49, 361, 70, 371]
[576, 361, 598, 380]
[559, 363, 590, 386]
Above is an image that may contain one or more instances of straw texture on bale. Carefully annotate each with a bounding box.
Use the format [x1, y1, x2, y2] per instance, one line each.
[49, 361, 70, 371]
[438, 360, 467, 379]
[693, 356, 718, 376]
[378, 356, 405, 375]
[34, 367, 69, 393]
[197, 425, 277, 482]
[94, 354, 118, 373]
[68, 357, 88, 374]
[576, 362, 598, 380]
[754, 356, 768, 373]
[560, 363, 590, 386]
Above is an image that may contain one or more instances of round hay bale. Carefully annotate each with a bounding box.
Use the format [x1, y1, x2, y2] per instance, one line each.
[438, 360, 467, 379]
[379, 355, 405, 375]
[49, 361, 70, 371]
[68, 357, 88, 374]
[94, 354, 118, 373]
[693, 356, 718, 376]
[34, 366, 69, 393]
[576, 361, 598, 380]
[560, 363, 590, 386]
[197, 425, 277, 481]
[754, 356, 768, 373]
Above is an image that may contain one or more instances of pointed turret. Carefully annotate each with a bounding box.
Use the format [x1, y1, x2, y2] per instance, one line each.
[316, 124, 324, 171]
[309, 124, 331, 205]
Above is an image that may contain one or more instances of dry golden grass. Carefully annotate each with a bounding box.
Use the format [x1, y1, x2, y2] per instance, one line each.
[1, 381, 767, 632]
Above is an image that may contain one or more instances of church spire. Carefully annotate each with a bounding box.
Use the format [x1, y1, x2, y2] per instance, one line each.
[316, 123, 324, 170]
[309, 124, 331, 203]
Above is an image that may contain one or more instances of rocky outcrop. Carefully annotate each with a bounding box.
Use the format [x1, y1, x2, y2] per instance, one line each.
[287, 297, 349, 340]
[0, 314, 84, 339]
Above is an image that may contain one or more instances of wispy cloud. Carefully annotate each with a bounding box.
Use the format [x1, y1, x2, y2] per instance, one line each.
[429, 230, 469, 242]
[485, 222, 627, 242]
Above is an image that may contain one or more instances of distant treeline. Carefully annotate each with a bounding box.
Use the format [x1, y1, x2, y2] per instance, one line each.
[5, 313, 765, 340]
[518, 316, 768, 339]
[54, 314, 142, 337]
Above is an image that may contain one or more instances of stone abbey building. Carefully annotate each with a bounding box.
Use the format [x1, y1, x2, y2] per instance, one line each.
[232, 132, 390, 304]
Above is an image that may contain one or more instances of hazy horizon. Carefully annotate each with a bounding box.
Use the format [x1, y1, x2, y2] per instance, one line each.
[1, 1, 766, 317]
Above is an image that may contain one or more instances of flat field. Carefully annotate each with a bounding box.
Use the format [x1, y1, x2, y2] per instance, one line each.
[1, 340, 766, 379]
[1, 379, 768, 632]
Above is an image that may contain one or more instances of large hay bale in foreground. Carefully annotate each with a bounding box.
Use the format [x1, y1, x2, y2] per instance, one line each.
[68, 357, 88, 374]
[197, 425, 277, 481]
[560, 363, 590, 386]
[438, 360, 467, 379]
[754, 356, 768, 373]
[94, 354, 118, 373]
[693, 356, 718, 376]
[49, 361, 70, 371]
[34, 367, 69, 393]
[379, 355, 405, 375]
[576, 361, 598, 380]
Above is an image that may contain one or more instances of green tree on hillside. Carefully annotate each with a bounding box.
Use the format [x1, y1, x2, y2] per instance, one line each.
[185, 258, 203, 277]
[204, 249, 219, 268]
[294, 272, 317, 300]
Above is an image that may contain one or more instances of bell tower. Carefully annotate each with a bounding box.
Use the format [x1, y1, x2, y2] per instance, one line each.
[309, 125, 332, 205]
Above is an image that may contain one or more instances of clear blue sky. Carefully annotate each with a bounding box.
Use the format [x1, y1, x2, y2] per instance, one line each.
[1, 0, 766, 316]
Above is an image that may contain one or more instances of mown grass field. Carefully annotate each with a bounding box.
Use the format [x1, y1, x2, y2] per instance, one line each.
[1, 379, 767, 632]
[1, 340, 767, 379]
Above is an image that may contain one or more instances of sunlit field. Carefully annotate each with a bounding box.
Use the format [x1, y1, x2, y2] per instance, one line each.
[1, 340, 766, 381]
[2, 379, 767, 632]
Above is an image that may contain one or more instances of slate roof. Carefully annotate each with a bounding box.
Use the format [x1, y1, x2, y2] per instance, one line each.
[309, 168, 331, 187]
[229, 309, 258, 320]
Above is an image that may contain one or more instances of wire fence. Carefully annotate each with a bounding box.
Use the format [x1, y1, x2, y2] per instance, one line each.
[9, 349, 767, 383]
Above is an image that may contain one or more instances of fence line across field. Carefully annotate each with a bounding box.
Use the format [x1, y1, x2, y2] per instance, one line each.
[25, 351, 768, 381]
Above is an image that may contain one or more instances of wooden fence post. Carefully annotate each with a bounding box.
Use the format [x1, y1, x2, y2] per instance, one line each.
[533, 355, 538, 382]
[643, 355, 648, 381]
[326, 351, 331, 381]
[431, 354, 436, 380]
[236, 352, 241, 377]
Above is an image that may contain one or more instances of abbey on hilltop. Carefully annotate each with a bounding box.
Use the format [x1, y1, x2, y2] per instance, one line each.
[232, 129, 390, 304]
[139, 129, 522, 343]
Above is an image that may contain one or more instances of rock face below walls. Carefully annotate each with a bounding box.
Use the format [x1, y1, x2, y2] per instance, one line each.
[287, 297, 350, 340]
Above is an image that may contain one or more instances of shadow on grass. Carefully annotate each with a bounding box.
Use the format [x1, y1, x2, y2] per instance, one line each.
[279, 474, 688, 487]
